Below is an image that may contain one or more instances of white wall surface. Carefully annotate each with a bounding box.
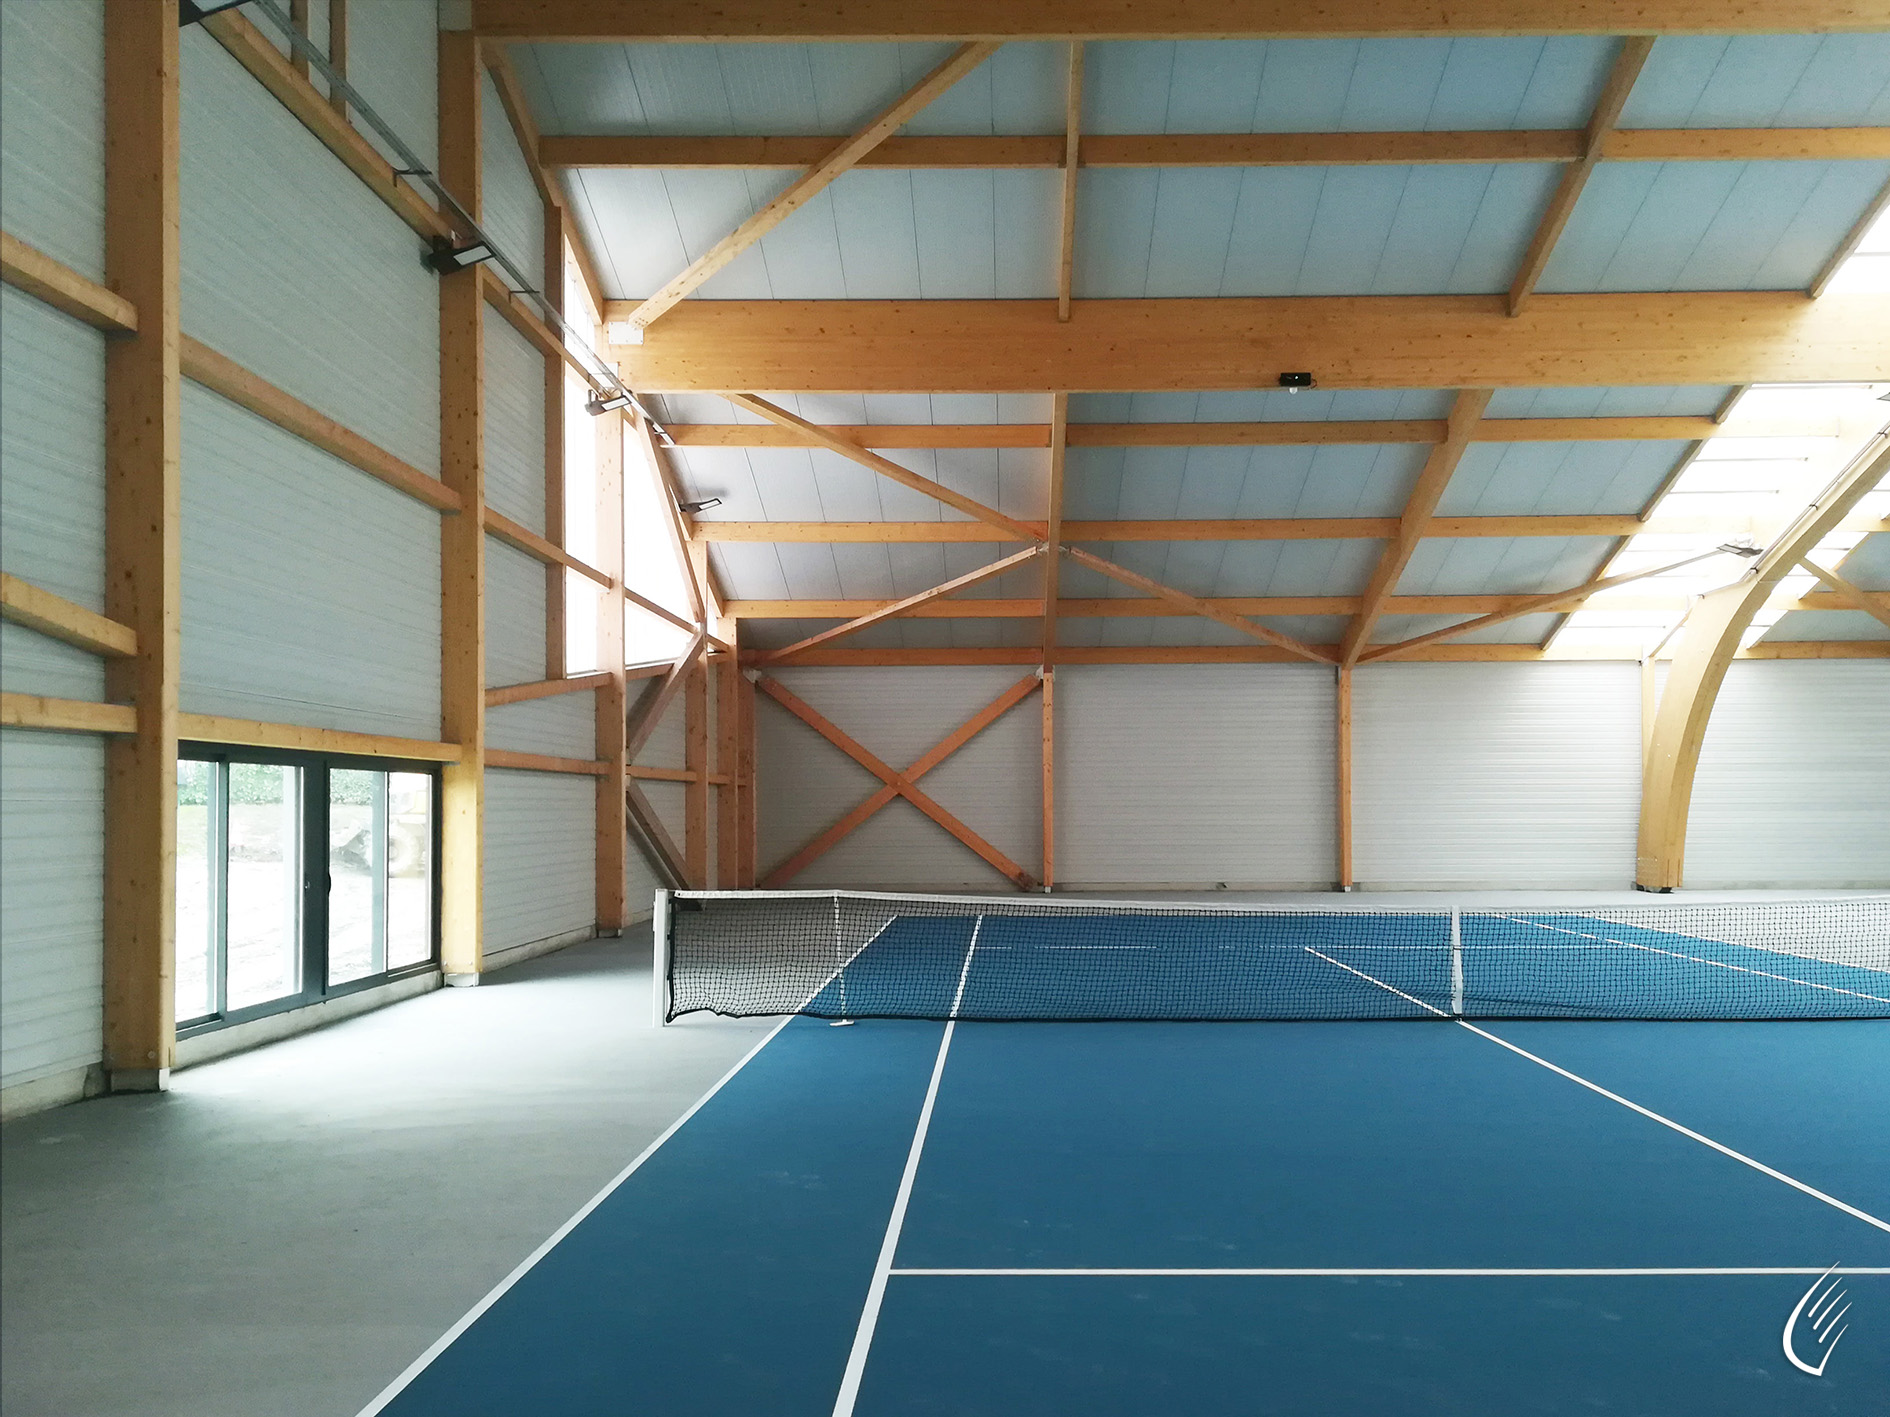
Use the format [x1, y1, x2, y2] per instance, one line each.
[482, 307, 548, 531]
[486, 536, 549, 688]
[757, 667, 1042, 889]
[180, 384, 442, 739]
[0, 0, 105, 279]
[180, 25, 441, 475]
[1057, 664, 1338, 888]
[0, 731, 105, 1092]
[1353, 661, 1641, 888]
[480, 68, 545, 281]
[1684, 659, 1890, 888]
[488, 692, 596, 758]
[346, 0, 439, 177]
[483, 769, 595, 951]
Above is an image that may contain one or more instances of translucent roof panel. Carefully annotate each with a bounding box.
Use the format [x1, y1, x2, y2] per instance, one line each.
[1482, 386, 1733, 418]
[1618, 34, 1890, 129]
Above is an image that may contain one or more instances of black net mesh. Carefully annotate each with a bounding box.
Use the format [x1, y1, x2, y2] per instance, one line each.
[663, 892, 1890, 1023]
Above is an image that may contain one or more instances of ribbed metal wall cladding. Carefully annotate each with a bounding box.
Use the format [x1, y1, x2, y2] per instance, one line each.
[486, 535, 549, 690]
[483, 307, 549, 533]
[484, 770, 596, 951]
[0, 0, 105, 278]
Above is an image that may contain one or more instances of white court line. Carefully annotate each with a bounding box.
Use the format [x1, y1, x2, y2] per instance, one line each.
[1303, 948, 1890, 1238]
[832, 1019, 957, 1417]
[888, 1277, 1890, 1284]
[950, 917, 985, 1019]
[353, 1014, 796, 1417]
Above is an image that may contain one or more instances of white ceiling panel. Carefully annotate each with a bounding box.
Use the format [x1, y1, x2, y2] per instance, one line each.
[1066, 444, 1430, 521]
[1396, 536, 1616, 595]
[1482, 385, 1733, 417]
[1621, 35, 1890, 128]
[1071, 389, 1453, 422]
[1439, 440, 1691, 516]
[1760, 609, 1890, 642]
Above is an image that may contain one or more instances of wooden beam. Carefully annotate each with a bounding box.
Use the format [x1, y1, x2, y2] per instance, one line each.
[542, 204, 567, 682]
[288, 0, 312, 78]
[0, 575, 138, 658]
[181, 336, 461, 513]
[1, 231, 137, 333]
[471, 1, 1890, 41]
[757, 676, 1037, 888]
[1335, 666, 1353, 890]
[1, 693, 138, 736]
[595, 405, 629, 932]
[626, 630, 707, 762]
[485, 671, 613, 707]
[541, 127, 1890, 172]
[625, 778, 688, 889]
[738, 641, 1890, 668]
[737, 660, 758, 886]
[177, 713, 462, 762]
[200, 8, 447, 240]
[611, 292, 1890, 393]
[482, 506, 612, 587]
[664, 414, 1820, 449]
[326, 0, 348, 120]
[1508, 37, 1654, 316]
[1340, 389, 1493, 665]
[1066, 546, 1334, 663]
[1040, 668, 1055, 889]
[1638, 434, 1890, 889]
[684, 654, 709, 886]
[101, 3, 181, 1092]
[1800, 557, 1890, 631]
[1041, 395, 1069, 656]
[760, 673, 1041, 886]
[623, 42, 999, 333]
[438, 30, 487, 981]
[759, 546, 1044, 664]
[1057, 45, 1083, 322]
[485, 748, 609, 775]
[722, 394, 1045, 541]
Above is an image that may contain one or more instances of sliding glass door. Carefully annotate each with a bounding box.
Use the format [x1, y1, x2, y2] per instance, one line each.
[174, 749, 438, 1034]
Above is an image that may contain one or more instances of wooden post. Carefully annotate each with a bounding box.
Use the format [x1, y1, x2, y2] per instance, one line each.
[438, 31, 486, 982]
[738, 667, 758, 886]
[715, 618, 741, 887]
[1040, 667, 1055, 889]
[684, 653, 709, 886]
[1336, 665, 1354, 890]
[543, 205, 567, 681]
[594, 408, 628, 932]
[102, 4, 182, 1091]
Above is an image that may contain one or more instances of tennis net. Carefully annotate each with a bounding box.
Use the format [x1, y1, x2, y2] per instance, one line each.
[658, 891, 1890, 1024]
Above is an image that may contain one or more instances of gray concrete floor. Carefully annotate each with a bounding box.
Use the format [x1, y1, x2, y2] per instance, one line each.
[1, 929, 776, 1417]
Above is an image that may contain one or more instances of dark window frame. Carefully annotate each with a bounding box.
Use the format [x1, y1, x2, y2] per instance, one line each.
[176, 742, 442, 1039]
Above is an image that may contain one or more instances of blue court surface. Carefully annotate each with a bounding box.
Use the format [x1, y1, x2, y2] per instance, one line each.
[364, 914, 1890, 1416]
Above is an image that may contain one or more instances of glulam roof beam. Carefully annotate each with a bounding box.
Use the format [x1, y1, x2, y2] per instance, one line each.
[609, 293, 1890, 392]
[471, 0, 1890, 41]
[543, 128, 1890, 171]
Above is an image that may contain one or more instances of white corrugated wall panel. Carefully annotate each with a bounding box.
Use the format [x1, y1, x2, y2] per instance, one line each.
[180, 384, 442, 738]
[1353, 662, 1639, 888]
[645, 781, 689, 865]
[0, 730, 105, 1090]
[480, 70, 545, 282]
[483, 769, 595, 950]
[626, 843, 663, 923]
[757, 667, 1041, 888]
[1058, 665, 1337, 888]
[486, 536, 548, 688]
[487, 693, 596, 758]
[1684, 660, 1890, 888]
[634, 692, 687, 771]
[482, 307, 548, 531]
[0, 0, 105, 279]
[180, 25, 441, 474]
[345, 0, 438, 178]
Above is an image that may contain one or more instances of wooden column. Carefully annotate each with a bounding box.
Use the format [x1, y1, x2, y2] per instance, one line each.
[737, 668, 758, 886]
[1335, 665, 1354, 890]
[101, 4, 182, 1091]
[542, 205, 567, 680]
[594, 409, 628, 932]
[438, 31, 486, 982]
[327, 0, 349, 119]
[684, 652, 709, 885]
[1040, 667, 1055, 889]
[715, 617, 741, 887]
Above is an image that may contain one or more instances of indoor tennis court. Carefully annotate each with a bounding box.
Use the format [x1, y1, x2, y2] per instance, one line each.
[362, 893, 1890, 1415]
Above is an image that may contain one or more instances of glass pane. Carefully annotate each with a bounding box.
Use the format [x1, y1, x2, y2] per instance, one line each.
[327, 769, 384, 986]
[386, 772, 433, 970]
[174, 760, 217, 1021]
[225, 763, 302, 1011]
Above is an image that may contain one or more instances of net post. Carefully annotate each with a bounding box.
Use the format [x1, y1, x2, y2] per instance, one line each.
[1449, 909, 1464, 1017]
[651, 889, 671, 1027]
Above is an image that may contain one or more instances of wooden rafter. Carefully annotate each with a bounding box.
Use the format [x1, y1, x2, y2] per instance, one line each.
[759, 546, 1044, 664]
[472, 1, 1890, 41]
[612, 292, 1890, 392]
[1, 574, 138, 658]
[1508, 37, 1654, 315]
[1057, 46, 1083, 321]
[485, 672, 613, 707]
[1041, 395, 1069, 655]
[762, 673, 1041, 886]
[757, 676, 1038, 889]
[625, 777, 689, 889]
[2, 693, 138, 737]
[542, 127, 1890, 171]
[1360, 548, 1733, 662]
[1339, 389, 1493, 665]
[1063, 546, 1334, 664]
[624, 42, 999, 333]
[1, 231, 137, 333]
[723, 394, 1044, 541]
[1799, 557, 1890, 631]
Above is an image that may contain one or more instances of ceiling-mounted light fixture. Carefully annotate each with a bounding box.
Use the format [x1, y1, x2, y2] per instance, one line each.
[1277, 371, 1315, 393]
[678, 498, 723, 514]
[1716, 542, 1764, 558]
[586, 391, 634, 416]
[423, 236, 496, 275]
